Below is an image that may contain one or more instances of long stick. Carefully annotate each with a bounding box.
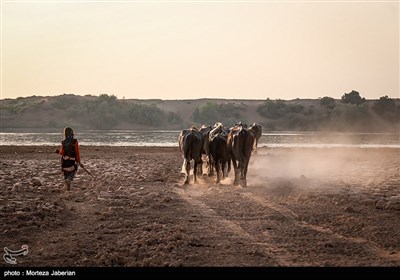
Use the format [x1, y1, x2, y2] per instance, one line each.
[80, 164, 95, 179]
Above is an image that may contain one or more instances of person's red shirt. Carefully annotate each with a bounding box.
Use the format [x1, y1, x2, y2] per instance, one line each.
[58, 140, 81, 164]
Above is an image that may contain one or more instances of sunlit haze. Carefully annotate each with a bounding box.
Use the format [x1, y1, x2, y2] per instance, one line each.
[1, 1, 399, 100]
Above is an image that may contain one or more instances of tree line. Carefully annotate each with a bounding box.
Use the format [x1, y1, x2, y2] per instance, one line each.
[0, 91, 399, 132]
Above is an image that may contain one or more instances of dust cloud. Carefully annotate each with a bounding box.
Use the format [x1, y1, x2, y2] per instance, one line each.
[249, 149, 352, 180]
[179, 142, 398, 194]
[246, 146, 396, 194]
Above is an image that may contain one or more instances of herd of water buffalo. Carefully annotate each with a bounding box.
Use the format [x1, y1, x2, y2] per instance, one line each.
[178, 122, 262, 187]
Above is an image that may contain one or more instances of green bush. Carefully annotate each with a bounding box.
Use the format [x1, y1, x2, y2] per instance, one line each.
[192, 102, 244, 125]
[341, 90, 365, 105]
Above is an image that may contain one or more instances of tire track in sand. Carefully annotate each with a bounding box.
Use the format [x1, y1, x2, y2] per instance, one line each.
[241, 191, 400, 265]
[174, 186, 297, 266]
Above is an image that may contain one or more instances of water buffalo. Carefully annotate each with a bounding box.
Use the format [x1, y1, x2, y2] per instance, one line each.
[199, 125, 213, 176]
[227, 123, 255, 187]
[209, 123, 231, 184]
[178, 127, 204, 185]
[249, 123, 262, 152]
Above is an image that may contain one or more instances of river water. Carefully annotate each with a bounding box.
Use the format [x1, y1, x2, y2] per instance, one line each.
[0, 130, 399, 148]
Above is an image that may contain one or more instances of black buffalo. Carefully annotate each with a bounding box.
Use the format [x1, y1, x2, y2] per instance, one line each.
[249, 123, 262, 153]
[199, 125, 213, 176]
[178, 127, 204, 185]
[209, 123, 231, 184]
[227, 124, 255, 187]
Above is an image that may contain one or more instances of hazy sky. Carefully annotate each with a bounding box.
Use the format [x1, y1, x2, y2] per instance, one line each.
[1, 1, 399, 100]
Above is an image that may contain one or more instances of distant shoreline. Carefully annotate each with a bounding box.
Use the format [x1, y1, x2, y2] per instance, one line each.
[1, 95, 399, 133]
[1, 146, 399, 154]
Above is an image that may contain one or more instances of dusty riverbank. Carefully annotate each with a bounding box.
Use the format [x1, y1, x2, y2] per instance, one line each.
[1, 146, 399, 266]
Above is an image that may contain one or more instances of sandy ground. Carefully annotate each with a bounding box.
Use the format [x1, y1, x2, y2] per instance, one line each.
[0, 145, 400, 267]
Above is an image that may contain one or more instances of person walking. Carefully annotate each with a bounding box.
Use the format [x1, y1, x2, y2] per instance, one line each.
[55, 127, 84, 191]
